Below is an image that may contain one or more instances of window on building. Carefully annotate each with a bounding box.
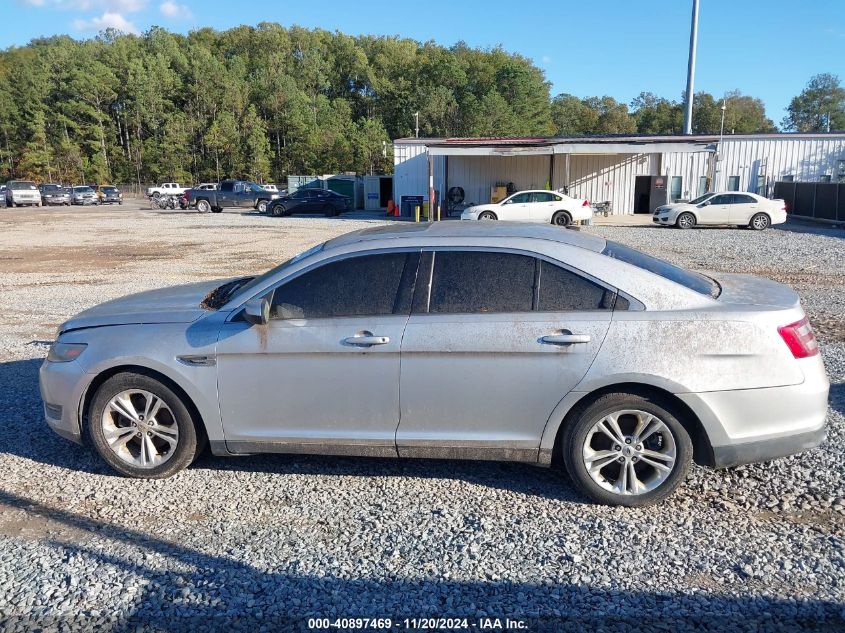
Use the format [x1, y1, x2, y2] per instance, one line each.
[697, 176, 709, 197]
[836, 160, 845, 183]
[819, 175, 832, 183]
[670, 176, 683, 202]
[271, 252, 409, 319]
[428, 251, 534, 314]
[782, 175, 794, 182]
[727, 176, 740, 191]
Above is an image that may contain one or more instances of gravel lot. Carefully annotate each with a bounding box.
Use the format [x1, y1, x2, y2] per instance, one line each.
[0, 203, 843, 631]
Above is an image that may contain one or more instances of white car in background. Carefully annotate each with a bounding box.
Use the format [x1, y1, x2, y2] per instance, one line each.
[263, 184, 279, 193]
[145, 183, 188, 198]
[461, 190, 592, 226]
[654, 192, 787, 230]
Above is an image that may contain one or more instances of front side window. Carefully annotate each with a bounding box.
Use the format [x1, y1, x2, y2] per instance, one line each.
[690, 193, 713, 205]
[292, 190, 309, 199]
[429, 251, 534, 314]
[505, 193, 531, 204]
[537, 261, 611, 311]
[271, 252, 410, 320]
[709, 194, 732, 205]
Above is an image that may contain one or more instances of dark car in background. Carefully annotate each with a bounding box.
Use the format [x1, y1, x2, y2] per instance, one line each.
[267, 188, 351, 217]
[39, 183, 71, 206]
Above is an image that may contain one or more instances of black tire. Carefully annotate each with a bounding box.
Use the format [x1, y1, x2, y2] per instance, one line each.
[196, 199, 211, 214]
[270, 203, 285, 217]
[676, 212, 696, 229]
[152, 191, 161, 199]
[211, 206, 222, 213]
[85, 372, 205, 479]
[562, 392, 693, 507]
[478, 211, 497, 220]
[257, 199, 268, 213]
[552, 211, 572, 226]
[749, 212, 770, 231]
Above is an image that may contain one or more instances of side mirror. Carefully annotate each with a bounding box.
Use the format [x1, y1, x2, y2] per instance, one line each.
[701, 200, 710, 206]
[243, 296, 270, 326]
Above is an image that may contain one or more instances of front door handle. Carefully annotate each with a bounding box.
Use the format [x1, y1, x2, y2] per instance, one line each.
[541, 333, 591, 346]
[343, 333, 390, 347]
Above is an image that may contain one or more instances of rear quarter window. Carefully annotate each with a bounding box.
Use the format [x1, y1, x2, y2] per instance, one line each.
[601, 241, 720, 298]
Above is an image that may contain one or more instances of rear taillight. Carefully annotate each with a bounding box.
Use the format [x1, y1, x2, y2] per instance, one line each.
[582, 200, 590, 207]
[778, 316, 818, 358]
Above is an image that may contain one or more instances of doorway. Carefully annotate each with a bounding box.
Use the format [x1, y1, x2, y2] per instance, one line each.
[634, 176, 651, 213]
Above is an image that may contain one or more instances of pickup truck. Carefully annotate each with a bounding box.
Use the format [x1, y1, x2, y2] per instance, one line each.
[186, 179, 278, 213]
[146, 182, 187, 198]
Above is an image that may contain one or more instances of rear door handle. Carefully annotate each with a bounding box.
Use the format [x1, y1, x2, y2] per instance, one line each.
[541, 334, 591, 346]
[343, 333, 390, 347]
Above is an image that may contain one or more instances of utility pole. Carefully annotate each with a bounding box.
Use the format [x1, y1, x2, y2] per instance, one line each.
[414, 112, 420, 138]
[682, 0, 700, 135]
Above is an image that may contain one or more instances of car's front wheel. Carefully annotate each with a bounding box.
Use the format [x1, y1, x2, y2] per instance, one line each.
[562, 393, 693, 506]
[478, 211, 497, 220]
[86, 372, 204, 479]
[271, 204, 285, 217]
[749, 212, 770, 231]
[257, 200, 268, 213]
[676, 212, 696, 229]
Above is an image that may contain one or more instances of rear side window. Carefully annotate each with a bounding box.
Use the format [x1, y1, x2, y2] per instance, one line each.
[429, 252, 534, 313]
[732, 194, 756, 204]
[271, 252, 409, 319]
[538, 261, 612, 311]
[602, 241, 720, 298]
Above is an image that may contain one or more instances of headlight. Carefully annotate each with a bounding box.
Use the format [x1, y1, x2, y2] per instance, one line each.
[271, 194, 279, 199]
[47, 342, 87, 363]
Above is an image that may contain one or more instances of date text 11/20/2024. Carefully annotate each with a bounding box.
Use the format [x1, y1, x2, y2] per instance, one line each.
[307, 617, 529, 630]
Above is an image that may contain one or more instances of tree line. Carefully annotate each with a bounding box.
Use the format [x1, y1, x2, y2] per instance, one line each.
[0, 23, 842, 187]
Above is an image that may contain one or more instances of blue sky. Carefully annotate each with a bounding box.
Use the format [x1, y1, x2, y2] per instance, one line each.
[4, 0, 844, 125]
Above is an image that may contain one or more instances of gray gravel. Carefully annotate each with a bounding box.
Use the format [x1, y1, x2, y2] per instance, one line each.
[0, 207, 843, 631]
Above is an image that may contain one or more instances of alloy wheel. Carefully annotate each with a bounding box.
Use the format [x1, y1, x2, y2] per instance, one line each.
[751, 214, 769, 230]
[101, 389, 179, 469]
[581, 409, 677, 496]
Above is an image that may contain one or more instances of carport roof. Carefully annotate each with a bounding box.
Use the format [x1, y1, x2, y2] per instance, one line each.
[394, 132, 845, 155]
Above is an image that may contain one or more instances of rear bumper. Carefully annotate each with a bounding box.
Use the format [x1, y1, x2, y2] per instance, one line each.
[678, 360, 830, 467]
[711, 424, 826, 468]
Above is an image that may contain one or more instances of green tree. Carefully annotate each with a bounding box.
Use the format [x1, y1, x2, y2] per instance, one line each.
[630, 92, 682, 135]
[783, 73, 845, 132]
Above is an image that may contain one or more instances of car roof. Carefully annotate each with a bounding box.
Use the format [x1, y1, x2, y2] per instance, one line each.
[324, 221, 607, 253]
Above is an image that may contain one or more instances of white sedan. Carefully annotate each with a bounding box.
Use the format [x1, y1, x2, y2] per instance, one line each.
[653, 192, 787, 230]
[461, 190, 593, 226]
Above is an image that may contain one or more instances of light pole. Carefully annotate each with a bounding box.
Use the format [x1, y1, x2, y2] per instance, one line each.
[682, 0, 700, 134]
[414, 112, 419, 138]
[719, 100, 727, 145]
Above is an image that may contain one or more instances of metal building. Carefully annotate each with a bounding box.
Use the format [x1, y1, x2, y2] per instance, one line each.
[393, 134, 845, 216]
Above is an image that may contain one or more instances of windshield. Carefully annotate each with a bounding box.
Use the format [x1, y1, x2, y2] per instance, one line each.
[42, 185, 62, 192]
[74, 187, 93, 193]
[602, 240, 721, 298]
[211, 242, 326, 309]
[10, 182, 37, 190]
[102, 187, 119, 193]
[688, 194, 713, 205]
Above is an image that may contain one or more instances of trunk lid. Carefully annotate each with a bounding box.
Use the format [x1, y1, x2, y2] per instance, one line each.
[713, 272, 800, 309]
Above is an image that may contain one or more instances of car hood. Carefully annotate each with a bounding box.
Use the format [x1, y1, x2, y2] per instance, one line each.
[658, 202, 697, 213]
[59, 279, 227, 334]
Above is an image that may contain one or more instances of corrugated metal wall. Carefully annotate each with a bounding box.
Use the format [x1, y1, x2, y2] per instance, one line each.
[393, 137, 845, 215]
[442, 155, 553, 206]
[561, 153, 656, 213]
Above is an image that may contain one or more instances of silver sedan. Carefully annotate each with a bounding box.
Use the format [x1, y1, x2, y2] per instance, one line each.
[40, 222, 829, 506]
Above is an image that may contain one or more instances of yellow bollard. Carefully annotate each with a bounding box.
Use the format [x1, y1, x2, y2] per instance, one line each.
[414, 205, 420, 223]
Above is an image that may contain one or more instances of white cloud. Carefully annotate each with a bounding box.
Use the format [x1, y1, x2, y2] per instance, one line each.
[73, 11, 140, 33]
[159, 1, 191, 19]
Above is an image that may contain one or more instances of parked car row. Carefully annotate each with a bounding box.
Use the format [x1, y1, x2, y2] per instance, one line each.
[1, 181, 125, 207]
[179, 180, 348, 215]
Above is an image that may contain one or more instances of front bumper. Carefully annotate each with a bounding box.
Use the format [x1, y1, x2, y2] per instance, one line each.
[653, 214, 673, 225]
[39, 358, 88, 444]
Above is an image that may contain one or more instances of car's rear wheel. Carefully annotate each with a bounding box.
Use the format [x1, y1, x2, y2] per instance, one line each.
[749, 212, 770, 231]
[196, 199, 210, 213]
[676, 212, 696, 229]
[86, 372, 205, 479]
[211, 206, 222, 213]
[478, 211, 497, 220]
[552, 211, 572, 226]
[562, 393, 693, 506]
[257, 200, 268, 213]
